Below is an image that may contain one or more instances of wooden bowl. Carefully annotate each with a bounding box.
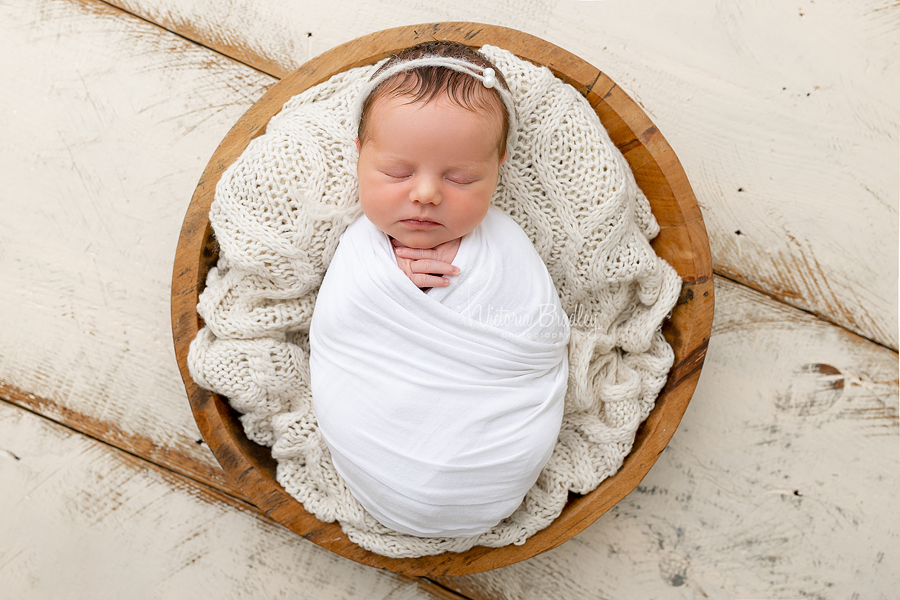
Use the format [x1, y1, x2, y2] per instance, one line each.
[171, 22, 713, 576]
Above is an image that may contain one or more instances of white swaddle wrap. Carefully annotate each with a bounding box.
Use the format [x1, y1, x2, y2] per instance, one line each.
[310, 208, 570, 537]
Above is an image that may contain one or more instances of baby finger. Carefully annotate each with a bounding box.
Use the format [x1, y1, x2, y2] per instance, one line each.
[394, 246, 438, 260]
[411, 259, 460, 276]
[411, 273, 452, 288]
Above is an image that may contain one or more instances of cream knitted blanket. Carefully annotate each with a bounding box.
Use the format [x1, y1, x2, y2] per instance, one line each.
[188, 45, 682, 558]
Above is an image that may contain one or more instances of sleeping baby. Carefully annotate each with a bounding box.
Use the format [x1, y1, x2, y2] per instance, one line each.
[309, 41, 570, 538]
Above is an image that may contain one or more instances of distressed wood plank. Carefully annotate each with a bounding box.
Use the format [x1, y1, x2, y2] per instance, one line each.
[0, 0, 276, 493]
[0, 400, 462, 600]
[436, 277, 898, 599]
[106, 0, 900, 348]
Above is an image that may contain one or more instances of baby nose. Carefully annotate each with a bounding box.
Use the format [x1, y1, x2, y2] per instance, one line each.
[409, 175, 442, 205]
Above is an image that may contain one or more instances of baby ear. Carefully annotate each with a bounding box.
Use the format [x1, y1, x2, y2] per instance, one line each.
[355, 137, 361, 152]
[499, 149, 508, 166]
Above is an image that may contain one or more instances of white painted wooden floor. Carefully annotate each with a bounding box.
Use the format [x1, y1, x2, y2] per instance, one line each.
[1, 0, 897, 598]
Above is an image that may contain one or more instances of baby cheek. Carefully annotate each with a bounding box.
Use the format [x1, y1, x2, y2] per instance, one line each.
[454, 195, 490, 226]
[359, 180, 402, 224]
[358, 171, 384, 203]
[358, 183, 382, 220]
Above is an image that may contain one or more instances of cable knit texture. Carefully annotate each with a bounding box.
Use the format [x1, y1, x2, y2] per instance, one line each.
[188, 46, 682, 558]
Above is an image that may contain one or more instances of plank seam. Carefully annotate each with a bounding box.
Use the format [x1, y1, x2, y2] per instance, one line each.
[0, 394, 259, 513]
[92, 0, 276, 78]
[0, 380, 243, 498]
[714, 271, 899, 355]
[422, 578, 480, 600]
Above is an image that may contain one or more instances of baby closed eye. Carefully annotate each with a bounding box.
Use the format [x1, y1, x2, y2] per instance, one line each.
[382, 171, 412, 180]
[380, 171, 478, 185]
[445, 175, 479, 185]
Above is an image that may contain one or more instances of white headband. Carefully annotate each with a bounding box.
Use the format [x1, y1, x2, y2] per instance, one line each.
[351, 56, 519, 152]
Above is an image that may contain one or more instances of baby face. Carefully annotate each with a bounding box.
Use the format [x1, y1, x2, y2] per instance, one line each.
[356, 92, 507, 249]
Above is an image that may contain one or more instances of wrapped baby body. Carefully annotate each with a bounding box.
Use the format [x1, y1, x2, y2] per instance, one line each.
[310, 208, 570, 537]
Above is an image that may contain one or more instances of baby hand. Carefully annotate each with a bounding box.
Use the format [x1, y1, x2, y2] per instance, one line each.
[391, 238, 461, 289]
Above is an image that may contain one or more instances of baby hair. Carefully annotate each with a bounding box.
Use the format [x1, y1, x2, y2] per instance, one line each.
[356, 41, 513, 157]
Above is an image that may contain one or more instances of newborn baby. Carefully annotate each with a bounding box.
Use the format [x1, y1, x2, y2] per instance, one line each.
[309, 41, 570, 538]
